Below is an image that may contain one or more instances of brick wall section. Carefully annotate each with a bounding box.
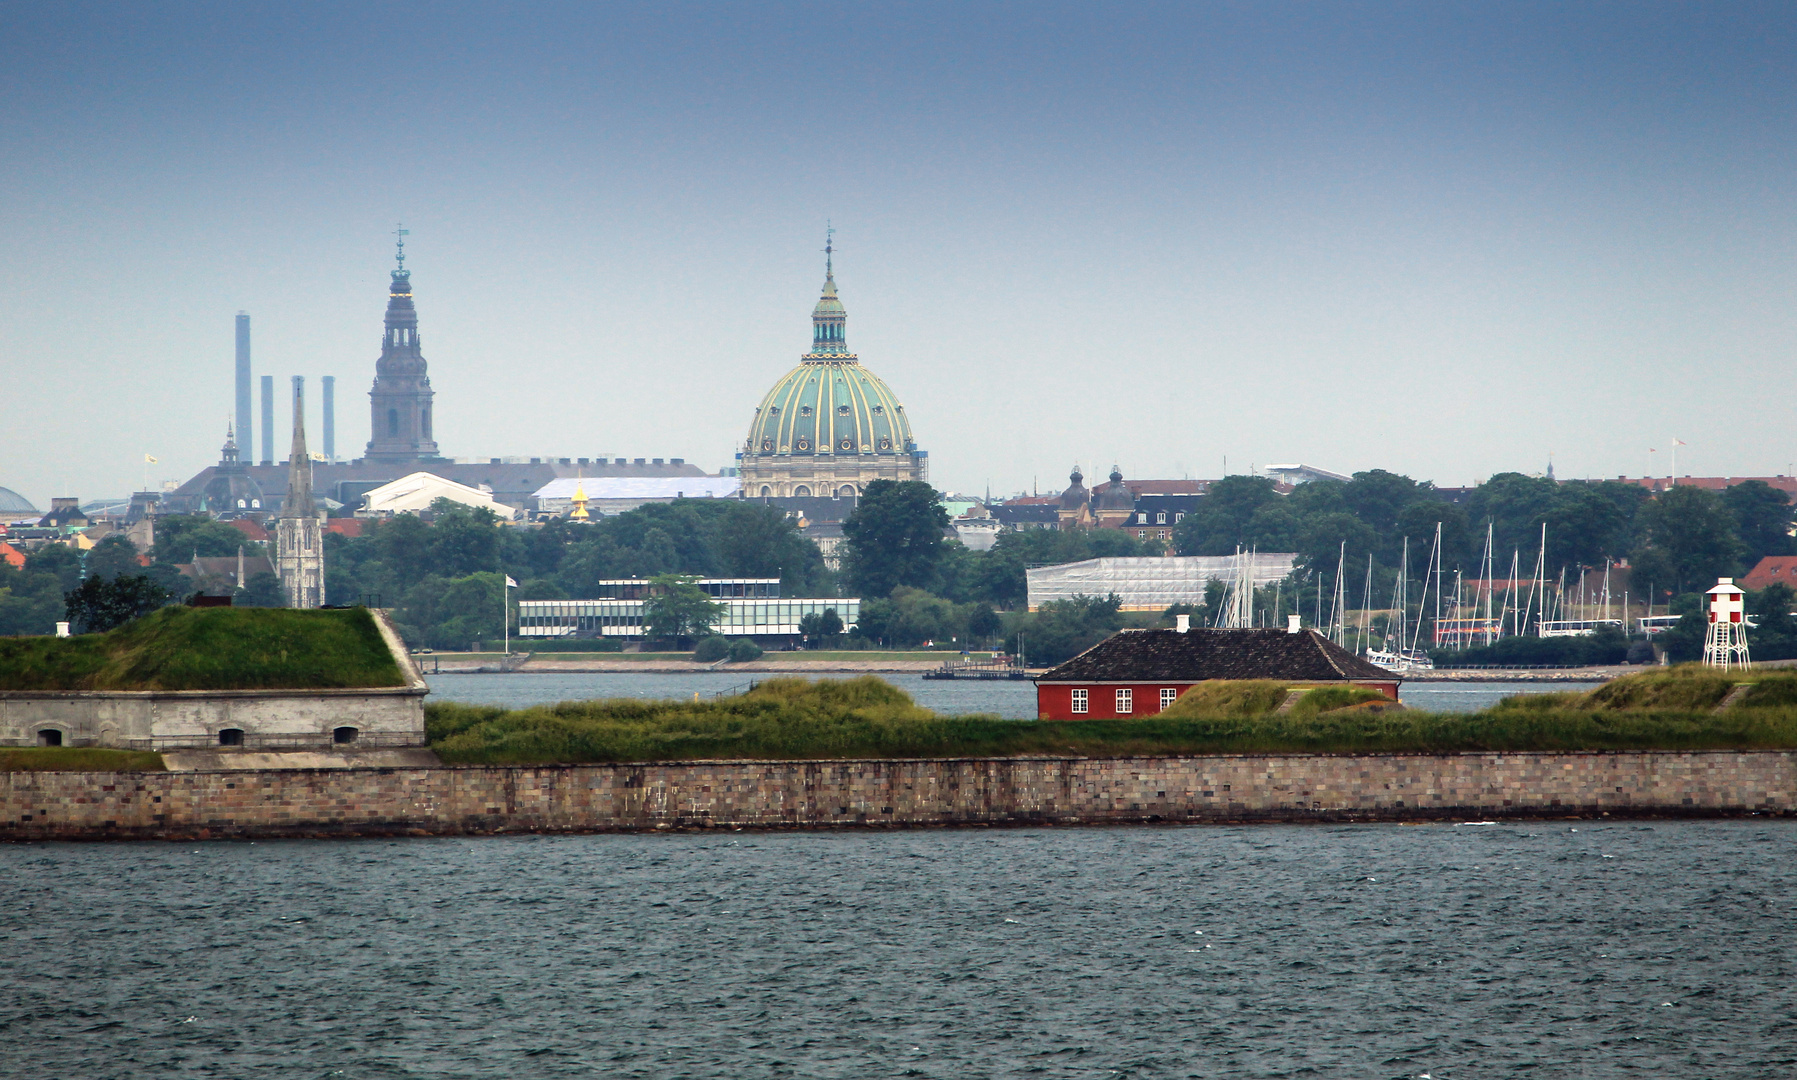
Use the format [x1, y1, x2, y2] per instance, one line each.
[3, 751, 1793, 840]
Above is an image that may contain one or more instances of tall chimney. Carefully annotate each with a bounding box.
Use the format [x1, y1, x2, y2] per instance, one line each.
[321, 376, 336, 462]
[234, 313, 252, 459]
[259, 375, 275, 465]
[1175, 613, 1190, 634]
[1287, 614, 1302, 634]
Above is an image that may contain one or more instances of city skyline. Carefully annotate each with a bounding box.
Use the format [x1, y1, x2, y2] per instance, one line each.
[5, 3, 1797, 504]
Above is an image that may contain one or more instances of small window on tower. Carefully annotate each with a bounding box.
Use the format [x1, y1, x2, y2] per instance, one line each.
[388, 409, 399, 436]
[838, 405, 851, 415]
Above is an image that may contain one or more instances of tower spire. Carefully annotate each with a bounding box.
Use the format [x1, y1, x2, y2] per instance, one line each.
[808, 227, 851, 359]
[394, 223, 409, 275]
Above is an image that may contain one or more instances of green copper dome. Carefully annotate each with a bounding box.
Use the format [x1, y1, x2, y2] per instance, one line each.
[744, 258, 917, 460]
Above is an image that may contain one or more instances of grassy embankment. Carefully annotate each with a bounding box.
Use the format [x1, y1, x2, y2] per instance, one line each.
[0, 606, 405, 691]
[426, 666, 1797, 765]
[0, 748, 166, 772]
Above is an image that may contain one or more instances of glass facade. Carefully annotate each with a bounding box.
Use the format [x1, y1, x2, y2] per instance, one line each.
[518, 596, 857, 638]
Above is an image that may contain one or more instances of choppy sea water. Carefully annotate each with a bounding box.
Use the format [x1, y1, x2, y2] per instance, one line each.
[426, 673, 1596, 718]
[5, 823, 1793, 1078]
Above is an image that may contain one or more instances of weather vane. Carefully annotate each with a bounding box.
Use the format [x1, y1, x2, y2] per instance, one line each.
[824, 220, 834, 275]
[394, 223, 410, 270]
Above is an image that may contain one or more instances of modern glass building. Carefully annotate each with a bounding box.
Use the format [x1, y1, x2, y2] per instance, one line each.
[517, 579, 855, 640]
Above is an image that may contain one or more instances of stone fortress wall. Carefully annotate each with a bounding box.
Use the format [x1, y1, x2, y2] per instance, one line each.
[3, 750, 1791, 840]
[0, 611, 427, 752]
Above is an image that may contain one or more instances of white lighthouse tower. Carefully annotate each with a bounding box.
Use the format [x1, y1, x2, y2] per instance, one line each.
[1702, 577, 1750, 670]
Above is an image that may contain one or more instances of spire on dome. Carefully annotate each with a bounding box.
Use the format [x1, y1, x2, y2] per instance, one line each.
[809, 225, 852, 358]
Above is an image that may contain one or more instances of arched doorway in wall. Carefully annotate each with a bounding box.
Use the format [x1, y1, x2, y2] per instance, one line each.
[37, 729, 62, 747]
[793, 485, 812, 497]
[333, 727, 359, 745]
[837, 485, 857, 497]
[218, 729, 245, 746]
[760, 486, 772, 498]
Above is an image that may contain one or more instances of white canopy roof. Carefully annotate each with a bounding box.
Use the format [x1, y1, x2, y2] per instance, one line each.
[532, 476, 740, 501]
[360, 472, 516, 517]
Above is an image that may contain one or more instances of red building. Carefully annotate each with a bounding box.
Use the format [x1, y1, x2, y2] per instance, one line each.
[1034, 623, 1398, 720]
[1742, 556, 1797, 593]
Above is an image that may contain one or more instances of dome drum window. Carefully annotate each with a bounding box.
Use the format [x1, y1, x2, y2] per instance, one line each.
[800, 405, 813, 416]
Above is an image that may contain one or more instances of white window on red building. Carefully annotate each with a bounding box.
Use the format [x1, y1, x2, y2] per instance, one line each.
[1116, 688, 1132, 714]
[1160, 688, 1178, 711]
[1071, 688, 1088, 714]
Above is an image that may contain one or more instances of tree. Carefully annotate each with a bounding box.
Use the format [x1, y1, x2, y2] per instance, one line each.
[152, 515, 259, 562]
[1724, 480, 1796, 566]
[0, 562, 68, 636]
[63, 574, 173, 634]
[797, 606, 844, 648]
[842, 480, 950, 597]
[1005, 594, 1123, 667]
[1631, 486, 1744, 594]
[966, 604, 1002, 646]
[235, 571, 286, 608]
[24, 544, 83, 593]
[1173, 475, 1277, 555]
[642, 573, 724, 645]
[85, 535, 145, 581]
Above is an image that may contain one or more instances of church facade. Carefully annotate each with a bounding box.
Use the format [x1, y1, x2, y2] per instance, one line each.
[737, 243, 928, 498]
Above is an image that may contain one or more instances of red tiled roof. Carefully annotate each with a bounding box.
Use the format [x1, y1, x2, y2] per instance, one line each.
[1742, 556, 1797, 592]
[0, 543, 23, 569]
[230, 518, 270, 543]
[1039, 627, 1391, 683]
[325, 518, 363, 538]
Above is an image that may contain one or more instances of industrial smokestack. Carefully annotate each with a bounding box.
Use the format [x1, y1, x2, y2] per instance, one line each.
[234, 313, 252, 457]
[260, 375, 275, 465]
[321, 376, 335, 462]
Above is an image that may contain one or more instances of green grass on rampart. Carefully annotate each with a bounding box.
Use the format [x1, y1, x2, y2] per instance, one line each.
[426, 673, 1797, 765]
[0, 748, 167, 771]
[0, 606, 405, 691]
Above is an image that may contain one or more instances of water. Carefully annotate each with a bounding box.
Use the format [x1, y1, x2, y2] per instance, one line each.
[426, 673, 1600, 718]
[5, 823, 1793, 1077]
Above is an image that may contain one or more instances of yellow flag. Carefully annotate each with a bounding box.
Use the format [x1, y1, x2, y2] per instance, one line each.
[144, 454, 158, 464]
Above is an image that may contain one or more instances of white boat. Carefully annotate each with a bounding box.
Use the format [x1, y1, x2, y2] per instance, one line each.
[1364, 647, 1435, 673]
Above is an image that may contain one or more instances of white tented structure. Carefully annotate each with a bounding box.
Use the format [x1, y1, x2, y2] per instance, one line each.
[357, 472, 517, 519]
[532, 476, 740, 517]
[1026, 554, 1298, 612]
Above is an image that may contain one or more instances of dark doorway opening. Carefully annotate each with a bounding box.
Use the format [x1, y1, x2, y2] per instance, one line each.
[218, 729, 244, 746]
[333, 727, 359, 745]
[37, 729, 62, 747]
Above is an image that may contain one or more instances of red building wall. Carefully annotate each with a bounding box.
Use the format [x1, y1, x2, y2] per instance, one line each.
[1036, 680, 1399, 720]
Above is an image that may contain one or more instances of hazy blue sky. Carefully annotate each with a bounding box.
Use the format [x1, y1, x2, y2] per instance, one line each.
[4, 2, 1796, 506]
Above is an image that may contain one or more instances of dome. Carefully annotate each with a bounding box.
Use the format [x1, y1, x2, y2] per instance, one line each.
[746, 359, 915, 459]
[1095, 466, 1135, 510]
[0, 486, 38, 515]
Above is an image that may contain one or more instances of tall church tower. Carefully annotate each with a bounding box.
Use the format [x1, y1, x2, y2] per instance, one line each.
[364, 227, 440, 463]
[277, 378, 325, 608]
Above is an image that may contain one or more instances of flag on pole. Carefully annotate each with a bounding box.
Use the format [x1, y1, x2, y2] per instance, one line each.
[144, 454, 158, 463]
[505, 576, 518, 588]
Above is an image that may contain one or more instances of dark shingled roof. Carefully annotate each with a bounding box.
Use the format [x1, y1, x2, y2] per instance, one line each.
[1038, 628, 1394, 683]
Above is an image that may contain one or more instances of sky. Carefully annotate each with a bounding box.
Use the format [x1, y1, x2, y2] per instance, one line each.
[4, 1, 1796, 507]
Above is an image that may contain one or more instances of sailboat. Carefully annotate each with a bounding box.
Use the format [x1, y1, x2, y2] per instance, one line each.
[1364, 532, 1436, 673]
